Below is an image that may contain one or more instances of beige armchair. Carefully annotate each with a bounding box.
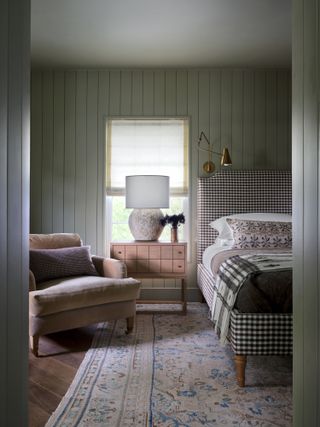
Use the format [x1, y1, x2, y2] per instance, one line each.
[29, 233, 141, 356]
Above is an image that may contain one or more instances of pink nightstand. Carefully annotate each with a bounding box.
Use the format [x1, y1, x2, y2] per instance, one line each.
[110, 241, 187, 314]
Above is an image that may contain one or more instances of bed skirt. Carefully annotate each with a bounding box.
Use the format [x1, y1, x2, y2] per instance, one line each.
[197, 263, 292, 356]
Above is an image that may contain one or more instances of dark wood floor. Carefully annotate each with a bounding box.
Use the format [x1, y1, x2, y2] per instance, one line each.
[28, 326, 96, 427]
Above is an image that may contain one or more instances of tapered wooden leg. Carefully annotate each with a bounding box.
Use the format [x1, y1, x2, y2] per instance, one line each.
[235, 355, 247, 387]
[30, 335, 39, 357]
[126, 316, 134, 333]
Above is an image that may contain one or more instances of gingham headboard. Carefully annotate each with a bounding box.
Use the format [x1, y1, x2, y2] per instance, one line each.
[197, 170, 292, 263]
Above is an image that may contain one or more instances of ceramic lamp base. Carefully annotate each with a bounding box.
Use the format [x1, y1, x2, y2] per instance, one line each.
[128, 209, 164, 241]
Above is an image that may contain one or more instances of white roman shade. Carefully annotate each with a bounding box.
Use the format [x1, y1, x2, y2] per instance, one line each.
[106, 118, 189, 196]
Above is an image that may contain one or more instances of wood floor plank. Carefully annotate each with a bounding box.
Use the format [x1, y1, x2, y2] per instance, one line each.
[29, 401, 51, 427]
[29, 326, 95, 427]
[29, 380, 61, 413]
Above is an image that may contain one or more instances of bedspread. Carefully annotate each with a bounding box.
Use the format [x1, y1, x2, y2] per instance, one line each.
[211, 252, 292, 345]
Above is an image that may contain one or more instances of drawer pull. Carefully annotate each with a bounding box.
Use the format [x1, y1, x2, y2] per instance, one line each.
[118, 251, 122, 254]
[178, 265, 182, 268]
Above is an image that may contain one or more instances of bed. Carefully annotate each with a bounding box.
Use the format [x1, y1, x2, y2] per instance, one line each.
[197, 170, 292, 387]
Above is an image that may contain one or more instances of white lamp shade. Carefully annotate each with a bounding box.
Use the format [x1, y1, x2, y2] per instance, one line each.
[126, 175, 169, 208]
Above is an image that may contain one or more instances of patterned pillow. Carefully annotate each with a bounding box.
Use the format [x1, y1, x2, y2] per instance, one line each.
[226, 219, 292, 249]
[30, 246, 98, 283]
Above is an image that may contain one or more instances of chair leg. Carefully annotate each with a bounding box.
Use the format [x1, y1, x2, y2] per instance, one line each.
[126, 316, 134, 333]
[30, 335, 39, 357]
[234, 355, 247, 387]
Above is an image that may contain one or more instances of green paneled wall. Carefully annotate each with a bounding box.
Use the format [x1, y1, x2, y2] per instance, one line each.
[1, 0, 30, 424]
[31, 68, 291, 287]
[292, 0, 320, 424]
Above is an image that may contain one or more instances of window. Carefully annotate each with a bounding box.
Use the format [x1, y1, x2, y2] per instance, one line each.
[106, 118, 189, 242]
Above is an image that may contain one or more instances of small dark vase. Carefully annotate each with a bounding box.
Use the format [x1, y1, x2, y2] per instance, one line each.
[171, 227, 178, 243]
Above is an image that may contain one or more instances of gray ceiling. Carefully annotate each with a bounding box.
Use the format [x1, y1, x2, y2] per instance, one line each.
[31, 0, 291, 68]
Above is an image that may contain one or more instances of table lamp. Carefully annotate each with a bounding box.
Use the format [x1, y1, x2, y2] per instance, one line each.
[125, 175, 169, 241]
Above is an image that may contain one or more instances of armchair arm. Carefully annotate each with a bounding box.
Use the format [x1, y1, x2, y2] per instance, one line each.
[91, 256, 127, 279]
[29, 270, 36, 291]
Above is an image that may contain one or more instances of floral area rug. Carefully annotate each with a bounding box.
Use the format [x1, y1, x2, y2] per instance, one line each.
[45, 303, 292, 427]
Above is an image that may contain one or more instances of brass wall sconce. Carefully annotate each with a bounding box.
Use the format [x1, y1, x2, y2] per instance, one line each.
[197, 131, 232, 174]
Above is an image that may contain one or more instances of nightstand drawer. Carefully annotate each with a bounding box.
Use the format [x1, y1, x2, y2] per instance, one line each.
[160, 260, 173, 273]
[125, 245, 137, 259]
[136, 259, 149, 273]
[126, 259, 137, 273]
[173, 259, 185, 273]
[149, 259, 161, 273]
[137, 245, 149, 259]
[173, 245, 185, 259]
[161, 246, 173, 259]
[112, 245, 125, 260]
[149, 245, 161, 259]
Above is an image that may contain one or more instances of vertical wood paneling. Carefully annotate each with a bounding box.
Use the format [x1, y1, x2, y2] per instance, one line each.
[120, 70, 132, 115]
[86, 71, 99, 252]
[210, 70, 221, 170]
[131, 70, 143, 115]
[30, 71, 42, 231]
[31, 67, 292, 263]
[97, 71, 109, 255]
[165, 70, 177, 116]
[243, 71, 255, 168]
[300, 0, 318, 423]
[292, 0, 320, 425]
[64, 71, 76, 232]
[0, 0, 30, 424]
[109, 70, 121, 116]
[143, 70, 154, 115]
[254, 71, 266, 169]
[187, 70, 199, 261]
[74, 71, 87, 240]
[221, 70, 232, 163]
[277, 70, 290, 169]
[266, 71, 277, 168]
[198, 70, 210, 173]
[41, 72, 54, 232]
[0, 17, 8, 422]
[231, 70, 244, 169]
[52, 71, 65, 232]
[154, 70, 165, 115]
[176, 70, 188, 116]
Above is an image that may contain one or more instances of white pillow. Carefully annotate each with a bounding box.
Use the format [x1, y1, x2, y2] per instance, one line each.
[210, 213, 292, 240]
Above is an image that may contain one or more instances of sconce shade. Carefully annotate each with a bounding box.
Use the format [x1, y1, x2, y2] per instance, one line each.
[221, 148, 232, 166]
[125, 175, 169, 209]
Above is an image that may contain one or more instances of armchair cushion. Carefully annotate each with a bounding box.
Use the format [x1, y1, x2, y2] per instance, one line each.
[30, 246, 98, 283]
[92, 256, 127, 279]
[29, 276, 141, 316]
[30, 233, 81, 249]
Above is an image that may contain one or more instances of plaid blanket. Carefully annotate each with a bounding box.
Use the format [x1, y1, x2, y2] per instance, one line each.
[211, 253, 292, 345]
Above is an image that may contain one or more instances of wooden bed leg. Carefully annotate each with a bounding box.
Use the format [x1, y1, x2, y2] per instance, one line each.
[126, 316, 134, 333]
[235, 355, 247, 387]
[30, 335, 39, 357]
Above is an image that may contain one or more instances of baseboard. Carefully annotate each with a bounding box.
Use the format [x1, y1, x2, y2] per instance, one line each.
[139, 288, 202, 302]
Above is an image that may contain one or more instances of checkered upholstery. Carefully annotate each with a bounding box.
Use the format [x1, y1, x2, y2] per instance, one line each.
[198, 263, 293, 355]
[230, 310, 292, 355]
[197, 170, 292, 356]
[197, 263, 216, 309]
[197, 170, 292, 262]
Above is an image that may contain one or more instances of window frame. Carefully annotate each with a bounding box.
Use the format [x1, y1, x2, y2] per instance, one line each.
[105, 116, 191, 254]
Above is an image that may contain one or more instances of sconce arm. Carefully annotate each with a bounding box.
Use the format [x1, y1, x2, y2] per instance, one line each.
[198, 131, 223, 156]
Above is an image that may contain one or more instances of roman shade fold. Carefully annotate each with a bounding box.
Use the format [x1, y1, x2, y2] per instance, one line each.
[106, 118, 189, 196]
